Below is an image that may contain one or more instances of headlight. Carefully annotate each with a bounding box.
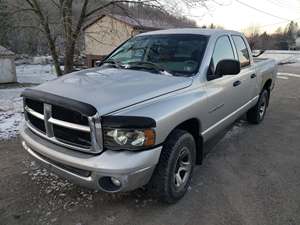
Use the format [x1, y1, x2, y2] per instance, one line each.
[103, 128, 156, 150]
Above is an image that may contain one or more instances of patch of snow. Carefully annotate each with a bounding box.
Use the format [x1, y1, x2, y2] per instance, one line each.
[16, 64, 57, 84]
[0, 88, 24, 140]
[106, 215, 116, 222]
[0, 64, 59, 140]
[258, 50, 300, 64]
[32, 56, 53, 65]
[277, 76, 289, 80]
[277, 72, 300, 78]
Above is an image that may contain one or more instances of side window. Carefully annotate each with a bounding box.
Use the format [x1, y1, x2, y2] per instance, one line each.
[232, 35, 250, 68]
[208, 36, 235, 79]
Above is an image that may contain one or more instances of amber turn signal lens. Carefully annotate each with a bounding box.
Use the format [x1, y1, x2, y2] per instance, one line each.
[144, 129, 155, 146]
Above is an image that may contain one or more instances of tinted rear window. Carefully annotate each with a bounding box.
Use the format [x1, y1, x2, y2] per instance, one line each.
[232, 35, 250, 68]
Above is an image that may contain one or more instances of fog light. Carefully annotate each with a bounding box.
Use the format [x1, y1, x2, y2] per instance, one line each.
[111, 177, 121, 187]
[99, 177, 122, 192]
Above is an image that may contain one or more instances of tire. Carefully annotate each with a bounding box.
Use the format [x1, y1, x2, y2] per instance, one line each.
[148, 129, 196, 203]
[247, 89, 269, 124]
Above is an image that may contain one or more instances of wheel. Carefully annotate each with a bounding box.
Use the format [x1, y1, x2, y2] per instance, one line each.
[148, 129, 196, 203]
[247, 89, 269, 124]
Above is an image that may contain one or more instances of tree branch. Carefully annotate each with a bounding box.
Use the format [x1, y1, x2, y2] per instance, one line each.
[23, 0, 63, 75]
[10, 25, 45, 34]
[85, 0, 156, 18]
[49, 0, 60, 9]
[10, 8, 38, 16]
[73, 0, 89, 40]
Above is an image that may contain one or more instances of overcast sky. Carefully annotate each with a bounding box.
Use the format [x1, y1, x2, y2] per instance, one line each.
[187, 0, 300, 33]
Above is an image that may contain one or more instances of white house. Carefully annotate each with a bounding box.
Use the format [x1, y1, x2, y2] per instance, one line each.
[296, 37, 300, 50]
[0, 45, 16, 83]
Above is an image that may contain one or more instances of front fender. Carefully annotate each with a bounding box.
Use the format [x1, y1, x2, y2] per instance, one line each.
[107, 86, 208, 145]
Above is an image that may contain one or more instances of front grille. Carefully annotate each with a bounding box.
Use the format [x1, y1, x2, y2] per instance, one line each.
[25, 98, 44, 114]
[53, 124, 91, 148]
[27, 113, 46, 133]
[52, 105, 89, 126]
[24, 98, 102, 153]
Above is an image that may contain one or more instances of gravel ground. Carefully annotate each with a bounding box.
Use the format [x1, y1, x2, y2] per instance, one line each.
[0, 64, 300, 225]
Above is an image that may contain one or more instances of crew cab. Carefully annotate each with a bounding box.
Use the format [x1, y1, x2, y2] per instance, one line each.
[20, 29, 277, 203]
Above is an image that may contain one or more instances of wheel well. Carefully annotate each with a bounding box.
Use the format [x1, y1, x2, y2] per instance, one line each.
[263, 79, 272, 91]
[262, 79, 272, 105]
[174, 119, 203, 165]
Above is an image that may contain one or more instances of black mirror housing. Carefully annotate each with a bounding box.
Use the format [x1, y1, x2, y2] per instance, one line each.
[95, 60, 102, 67]
[215, 59, 240, 76]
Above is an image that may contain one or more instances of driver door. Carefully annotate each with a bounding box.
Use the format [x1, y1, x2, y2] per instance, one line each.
[203, 35, 243, 139]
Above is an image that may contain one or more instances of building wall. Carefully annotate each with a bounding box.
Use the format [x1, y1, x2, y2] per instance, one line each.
[0, 57, 16, 83]
[84, 16, 134, 57]
[296, 37, 300, 50]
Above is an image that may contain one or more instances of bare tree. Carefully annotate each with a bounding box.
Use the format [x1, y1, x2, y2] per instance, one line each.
[7, 0, 209, 76]
[0, 0, 12, 46]
[243, 25, 260, 49]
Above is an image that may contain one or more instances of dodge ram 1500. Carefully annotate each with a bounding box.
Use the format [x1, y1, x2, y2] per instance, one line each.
[20, 29, 277, 203]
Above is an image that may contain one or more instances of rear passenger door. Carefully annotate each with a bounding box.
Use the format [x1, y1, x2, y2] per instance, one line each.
[231, 35, 257, 102]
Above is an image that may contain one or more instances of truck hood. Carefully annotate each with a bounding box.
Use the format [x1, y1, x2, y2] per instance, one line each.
[34, 68, 193, 115]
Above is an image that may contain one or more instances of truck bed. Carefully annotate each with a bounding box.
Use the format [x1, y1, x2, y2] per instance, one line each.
[253, 57, 277, 91]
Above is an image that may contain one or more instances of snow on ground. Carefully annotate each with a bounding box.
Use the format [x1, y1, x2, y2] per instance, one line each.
[0, 88, 24, 140]
[0, 64, 57, 140]
[259, 50, 300, 64]
[16, 64, 57, 84]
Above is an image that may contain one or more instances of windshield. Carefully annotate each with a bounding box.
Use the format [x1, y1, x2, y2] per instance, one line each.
[104, 34, 209, 76]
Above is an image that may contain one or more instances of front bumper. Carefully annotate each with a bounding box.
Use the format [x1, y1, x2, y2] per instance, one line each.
[20, 125, 162, 192]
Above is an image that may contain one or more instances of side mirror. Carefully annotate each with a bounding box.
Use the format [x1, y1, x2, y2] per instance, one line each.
[95, 60, 102, 67]
[215, 59, 240, 76]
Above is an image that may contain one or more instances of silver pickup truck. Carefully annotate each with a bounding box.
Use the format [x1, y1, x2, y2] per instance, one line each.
[20, 29, 277, 203]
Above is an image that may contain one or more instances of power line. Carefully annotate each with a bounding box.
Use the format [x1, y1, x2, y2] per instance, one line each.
[271, 0, 300, 10]
[265, 0, 290, 8]
[235, 0, 292, 21]
[259, 21, 292, 28]
[256, 17, 300, 30]
[264, 0, 300, 12]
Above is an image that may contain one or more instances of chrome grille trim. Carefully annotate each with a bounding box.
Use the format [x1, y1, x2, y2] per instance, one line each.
[44, 103, 54, 137]
[24, 101, 103, 154]
[88, 114, 103, 152]
[25, 106, 44, 120]
[48, 118, 90, 132]
[26, 122, 92, 152]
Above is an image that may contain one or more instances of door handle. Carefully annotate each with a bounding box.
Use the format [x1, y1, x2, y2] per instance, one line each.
[250, 74, 256, 79]
[233, 80, 241, 87]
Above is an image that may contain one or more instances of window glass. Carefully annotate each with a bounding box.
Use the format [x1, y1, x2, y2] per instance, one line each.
[109, 38, 150, 63]
[209, 36, 235, 76]
[232, 35, 250, 67]
[108, 35, 208, 76]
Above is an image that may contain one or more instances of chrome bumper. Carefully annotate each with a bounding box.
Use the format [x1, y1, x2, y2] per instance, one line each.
[20, 125, 162, 192]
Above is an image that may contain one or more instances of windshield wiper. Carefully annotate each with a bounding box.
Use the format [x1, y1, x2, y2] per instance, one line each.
[102, 59, 123, 68]
[125, 61, 173, 76]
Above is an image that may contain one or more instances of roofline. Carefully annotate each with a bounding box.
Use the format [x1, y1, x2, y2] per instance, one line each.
[0, 54, 15, 57]
[83, 14, 170, 31]
[83, 14, 147, 31]
[0, 47, 15, 56]
[83, 15, 106, 31]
